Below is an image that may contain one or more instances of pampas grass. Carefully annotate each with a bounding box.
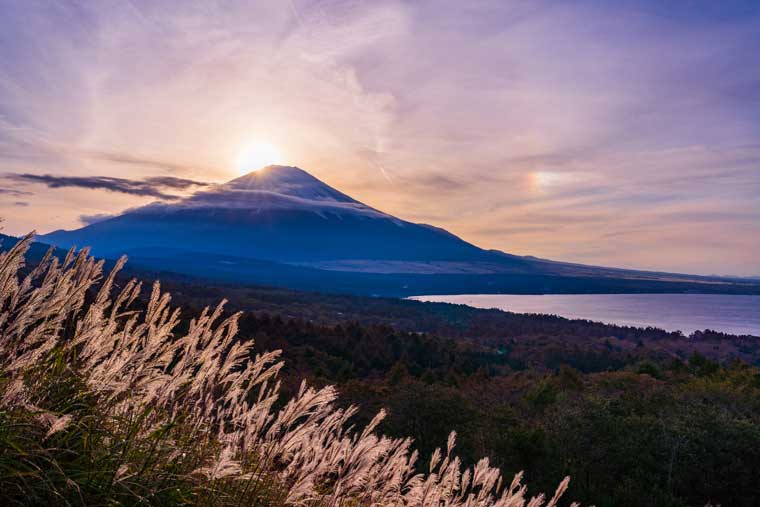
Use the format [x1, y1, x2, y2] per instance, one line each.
[0, 233, 577, 506]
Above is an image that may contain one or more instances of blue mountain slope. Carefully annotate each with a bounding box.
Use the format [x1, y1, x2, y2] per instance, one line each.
[41, 166, 511, 265]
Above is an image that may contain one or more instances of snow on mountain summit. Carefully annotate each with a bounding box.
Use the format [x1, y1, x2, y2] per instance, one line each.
[145, 165, 390, 219]
[41, 163, 486, 263]
[225, 165, 357, 203]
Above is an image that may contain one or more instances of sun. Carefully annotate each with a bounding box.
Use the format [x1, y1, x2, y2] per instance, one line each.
[236, 142, 283, 174]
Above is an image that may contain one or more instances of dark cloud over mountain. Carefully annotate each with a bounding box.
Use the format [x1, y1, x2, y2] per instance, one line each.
[6, 174, 210, 200]
[0, 187, 32, 196]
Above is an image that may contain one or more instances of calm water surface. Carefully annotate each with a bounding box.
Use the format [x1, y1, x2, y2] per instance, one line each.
[410, 294, 760, 336]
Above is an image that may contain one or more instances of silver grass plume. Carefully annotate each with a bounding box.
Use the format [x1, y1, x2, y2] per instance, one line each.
[0, 234, 576, 507]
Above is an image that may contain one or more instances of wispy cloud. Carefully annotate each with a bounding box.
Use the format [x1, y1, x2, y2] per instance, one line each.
[80, 149, 220, 175]
[0, 187, 32, 196]
[6, 174, 209, 200]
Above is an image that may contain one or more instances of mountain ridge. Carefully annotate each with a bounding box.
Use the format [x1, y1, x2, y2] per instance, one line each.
[40, 165, 496, 264]
[37, 165, 760, 296]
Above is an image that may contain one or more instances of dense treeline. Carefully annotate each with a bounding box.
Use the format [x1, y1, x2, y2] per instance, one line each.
[58, 264, 760, 506]
[364, 363, 760, 507]
[156, 275, 760, 368]
[226, 312, 760, 507]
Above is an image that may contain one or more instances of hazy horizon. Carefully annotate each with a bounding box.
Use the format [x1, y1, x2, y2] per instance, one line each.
[2, 1, 760, 276]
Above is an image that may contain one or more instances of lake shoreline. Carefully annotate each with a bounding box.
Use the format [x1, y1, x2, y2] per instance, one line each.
[410, 293, 760, 337]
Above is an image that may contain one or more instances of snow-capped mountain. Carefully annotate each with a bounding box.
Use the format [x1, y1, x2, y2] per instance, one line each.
[181, 166, 390, 217]
[40, 165, 497, 264]
[34, 165, 760, 296]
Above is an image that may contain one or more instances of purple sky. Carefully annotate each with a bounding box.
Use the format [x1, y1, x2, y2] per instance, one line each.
[1, 0, 759, 275]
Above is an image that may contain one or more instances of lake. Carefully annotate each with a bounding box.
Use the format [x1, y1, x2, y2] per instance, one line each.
[409, 293, 760, 336]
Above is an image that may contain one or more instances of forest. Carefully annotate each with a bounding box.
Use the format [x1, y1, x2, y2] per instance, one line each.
[232, 312, 760, 507]
[3, 236, 760, 506]
[108, 251, 760, 506]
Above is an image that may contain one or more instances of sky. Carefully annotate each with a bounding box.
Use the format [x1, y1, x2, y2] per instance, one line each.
[1, 0, 759, 276]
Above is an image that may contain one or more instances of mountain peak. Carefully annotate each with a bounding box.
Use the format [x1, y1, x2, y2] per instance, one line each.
[231, 165, 313, 184]
[220, 165, 356, 204]
[36, 162, 492, 269]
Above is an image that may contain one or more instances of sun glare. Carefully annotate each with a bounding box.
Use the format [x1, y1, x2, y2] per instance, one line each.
[236, 142, 283, 174]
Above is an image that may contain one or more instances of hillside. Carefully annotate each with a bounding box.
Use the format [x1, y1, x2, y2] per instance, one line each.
[4, 234, 760, 507]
